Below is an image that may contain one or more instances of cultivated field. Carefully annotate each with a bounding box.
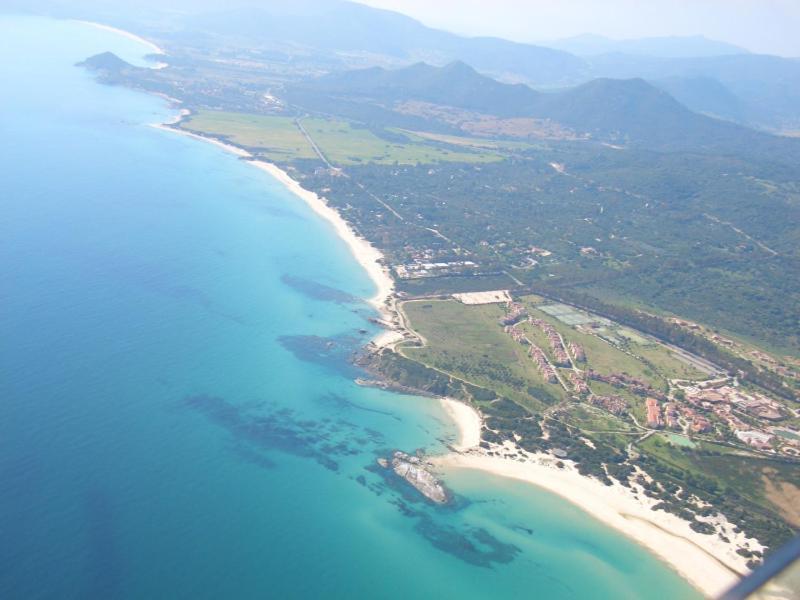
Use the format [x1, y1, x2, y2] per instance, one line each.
[180, 111, 317, 160]
[180, 110, 503, 165]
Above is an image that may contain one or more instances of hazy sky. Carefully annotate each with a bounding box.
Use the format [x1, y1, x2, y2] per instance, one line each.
[358, 0, 800, 57]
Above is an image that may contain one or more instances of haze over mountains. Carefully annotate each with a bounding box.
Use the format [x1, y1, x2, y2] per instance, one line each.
[288, 60, 800, 162]
[545, 34, 750, 58]
[6, 0, 800, 132]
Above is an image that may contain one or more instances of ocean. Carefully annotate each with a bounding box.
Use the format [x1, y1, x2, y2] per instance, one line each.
[0, 16, 699, 599]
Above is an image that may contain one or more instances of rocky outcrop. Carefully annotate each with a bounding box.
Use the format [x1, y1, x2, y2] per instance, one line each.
[385, 451, 448, 504]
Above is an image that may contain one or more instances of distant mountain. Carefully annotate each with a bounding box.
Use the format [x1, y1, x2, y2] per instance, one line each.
[651, 76, 746, 123]
[587, 53, 800, 131]
[529, 78, 735, 150]
[292, 61, 541, 117]
[170, 4, 800, 131]
[547, 34, 749, 58]
[76, 51, 134, 72]
[289, 61, 800, 161]
[17, 0, 800, 131]
[181, 2, 585, 85]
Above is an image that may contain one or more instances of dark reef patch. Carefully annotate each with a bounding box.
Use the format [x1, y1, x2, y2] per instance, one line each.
[281, 274, 361, 305]
[230, 442, 277, 470]
[183, 394, 373, 472]
[317, 392, 396, 418]
[278, 334, 362, 378]
[414, 521, 520, 568]
[388, 496, 520, 568]
[184, 395, 519, 570]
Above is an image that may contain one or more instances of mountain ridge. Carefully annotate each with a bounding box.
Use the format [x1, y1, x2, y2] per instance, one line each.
[288, 61, 800, 158]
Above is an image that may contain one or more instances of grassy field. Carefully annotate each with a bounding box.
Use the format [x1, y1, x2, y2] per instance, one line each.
[524, 302, 664, 385]
[399, 129, 537, 152]
[633, 344, 707, 380]
[638, 435, 800, 526]
[399, 299, 565, 410]
[399, 296, 699, 412]
[180, 110, 503, 165]
[559, 404, 638, 433]
[180, 111, 317, 160]
[301, 118, 502, 165]
[522, 296, 704, 384]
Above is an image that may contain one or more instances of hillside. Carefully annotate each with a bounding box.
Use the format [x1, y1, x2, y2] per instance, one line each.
[183, 2, 585, 85]
[286, 62, 800, 160]
[12, 0, 800, 130]
[290, 61, 541, 117]
[651, 76, 746, 123]
[76, 51, 133, 72]
[547, 34, 749, 58]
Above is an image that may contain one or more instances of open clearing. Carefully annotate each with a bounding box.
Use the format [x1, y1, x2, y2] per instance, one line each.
[181, 110, 503, 165]
[180, 111, 317, 160]
[400, 299, 565, 410]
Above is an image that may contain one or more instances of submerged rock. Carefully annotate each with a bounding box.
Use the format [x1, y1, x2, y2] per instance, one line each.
[386, 451, 448, 504]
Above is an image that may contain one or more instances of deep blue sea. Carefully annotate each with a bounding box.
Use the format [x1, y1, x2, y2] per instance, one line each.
[0, 16, 700, 599]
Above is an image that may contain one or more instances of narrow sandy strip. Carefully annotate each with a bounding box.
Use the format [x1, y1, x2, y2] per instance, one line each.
[74, 20, 165, 55]
[439, 399, 482, 451]
[73, 20, 167, 68]
[249, 160, 394, 314]
[433, 401, 755, 598]
[152, 114, 750, 597]
[151, 122, 398, 342]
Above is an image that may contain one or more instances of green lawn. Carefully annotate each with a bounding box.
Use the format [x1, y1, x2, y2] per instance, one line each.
[180, 111, 316, 160]
[633, 343, 707, 380]
[559, 404, 638, 433]
[180, 110, 503, 166]
[399, 129, 537, 152]
[524, 302, 662, 385]
[302, 118, 503, 165]
[399, 299, 565, 410]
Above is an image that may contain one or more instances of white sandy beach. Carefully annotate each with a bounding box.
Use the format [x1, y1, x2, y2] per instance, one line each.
[75, 20, 167, 68]
[154, 111, 757, 599]
[76, 15, 767, 600]
[152, 121, 398, 340]
[433, 399, 759, 598]
[439, 398, 482, 451]
[249, 160, 395, 313]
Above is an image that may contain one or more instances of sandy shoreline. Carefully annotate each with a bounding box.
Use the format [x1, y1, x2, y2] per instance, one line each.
[151, 121, 399, 343]
[152, 109, 751, 598]
[158, 117, 754, 596]
[73, 15, 763, 599]
[434, 399, 757, 598]
[74, 20, 167, 68]
[249, 161, 395, 313]
[439, 398, 482, 451]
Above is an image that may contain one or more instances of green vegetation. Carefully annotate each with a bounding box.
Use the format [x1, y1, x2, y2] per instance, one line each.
[84, 14, 800, 563]
[181, 111, 316, 160]
[399, 300, 564, 410]
[180, 110, 502, 166]
[637, 436, 797, 546]
[367, 297, 799, 553]
[301, 119, 502, 165]
[400, 129, 536, 152]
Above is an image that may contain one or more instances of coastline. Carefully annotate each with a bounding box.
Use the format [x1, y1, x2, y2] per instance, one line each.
[69, 16, 772, 600]
[153, 112, 749, 599]
[434, 399, 755, 598]
[74, 20, 167, 68]
[151, 121, 401, 345]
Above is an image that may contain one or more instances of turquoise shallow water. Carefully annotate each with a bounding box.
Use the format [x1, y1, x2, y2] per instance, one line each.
[0, 16, 700, 599]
